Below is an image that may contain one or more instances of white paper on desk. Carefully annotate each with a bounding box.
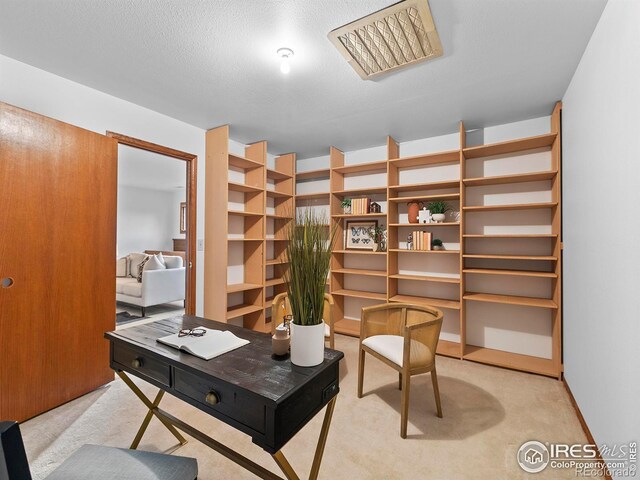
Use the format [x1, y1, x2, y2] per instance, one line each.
[157, 326, 250, 360]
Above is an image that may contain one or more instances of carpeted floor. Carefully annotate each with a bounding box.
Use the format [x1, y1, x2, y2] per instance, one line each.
[21, 335, 596, 479]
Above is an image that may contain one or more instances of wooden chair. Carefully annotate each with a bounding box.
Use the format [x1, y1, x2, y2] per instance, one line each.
[357, 303, 444, 438]
[271, 292, 335, 348]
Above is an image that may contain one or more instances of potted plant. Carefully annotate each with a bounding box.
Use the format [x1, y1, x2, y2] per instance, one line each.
[341, 198, 351, 214]
[432, 238, 444, 251]
[426, 201, 451, 223]
[284, 209, 337, 367]
[368, 224, 386, 252]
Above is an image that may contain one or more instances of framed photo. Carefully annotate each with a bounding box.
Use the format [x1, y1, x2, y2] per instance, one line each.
[345, 220, 377, 250]
[179, 202, 187, 233]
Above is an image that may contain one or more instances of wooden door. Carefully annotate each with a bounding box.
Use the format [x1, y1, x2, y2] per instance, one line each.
[0, 102, 117, 422]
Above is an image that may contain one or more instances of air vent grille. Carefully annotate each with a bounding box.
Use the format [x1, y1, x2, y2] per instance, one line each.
[328, 0, 443, 80]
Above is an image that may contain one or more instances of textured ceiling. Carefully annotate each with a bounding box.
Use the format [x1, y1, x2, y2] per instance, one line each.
[0, 0, 606, 158]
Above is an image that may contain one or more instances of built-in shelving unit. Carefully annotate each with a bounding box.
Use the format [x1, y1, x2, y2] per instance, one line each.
[204, 125, 294, 333]
[290, 102, 563, 378]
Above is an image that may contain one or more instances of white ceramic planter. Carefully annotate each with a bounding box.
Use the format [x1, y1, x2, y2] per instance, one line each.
[432, 213, 446, 223]
[290, 321, 325, 367]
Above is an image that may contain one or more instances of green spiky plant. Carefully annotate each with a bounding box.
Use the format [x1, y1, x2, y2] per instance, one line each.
[426, 201, 452, 215]
[284, 209, 337, 326]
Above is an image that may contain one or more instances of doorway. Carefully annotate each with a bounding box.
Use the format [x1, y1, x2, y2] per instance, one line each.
[107, 132, 197, 323]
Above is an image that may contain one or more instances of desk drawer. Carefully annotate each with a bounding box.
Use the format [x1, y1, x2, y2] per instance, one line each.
[173, 368, 266, 434]
[113, 344, 171, 387]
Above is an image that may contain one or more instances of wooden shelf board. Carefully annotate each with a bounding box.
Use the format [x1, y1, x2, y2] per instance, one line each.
[463, 292, 557, 309]
[389, 294, 461, 310]
[295, 192, 330, 201]
[228, 210, 263, 217]
[265, 296, 274, 309]
[389, 222, 459, 227]
[464, 268, 557, 279]
[437, 340, 461, 358]
[332, 289, 386, 301]
[266, 238, 288, 242]
[332, 268, 387, 277]
[264, 278, 286, 287]
[333, 250, 387, 255]
[463, 202, 558, 212]
[463, 170, 557, 186]
[265, 258, 288, 265]
[267, 168, 292, 180]
[228, 181, 263, 193]
[227, 238, 264, 242]
[388, 180, 460, 192]
[389, 149, 460, 168]
[463, 234, 557, 238]
[389, 249, 460, 254]
[333, 318, 361, 337]
[389, 193, 460, 203]
[332, 160, 388, 174]
[332, 213, 386, 218]
[389, 274, 460, 283]
[226, 303, 263, 320]
[296, 168, 330, 180]
[463, 133, 557, 159]
[463, 254, 557, 261]
[333, 186, 387, 196]
[266, 214, 293, 219]
[464, 345, 558, 378]
[229, 154, 263, 170]
[226, 282, 263, 293]
[266, 190, 293, 198]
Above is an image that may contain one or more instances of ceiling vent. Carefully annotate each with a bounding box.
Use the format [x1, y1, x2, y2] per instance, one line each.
[328, 0, 443, 80]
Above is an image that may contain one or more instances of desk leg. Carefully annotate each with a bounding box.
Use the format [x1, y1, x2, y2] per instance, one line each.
[116, 371, 187, 449]
[271, 396, 337, 480]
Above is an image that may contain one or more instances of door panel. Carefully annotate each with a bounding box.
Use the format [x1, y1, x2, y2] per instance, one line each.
[0, 102, 117, 422]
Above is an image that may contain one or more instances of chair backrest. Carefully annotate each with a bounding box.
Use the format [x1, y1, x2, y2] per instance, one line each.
[361, 303, 443, 353]
[271, 292, 334, 334]
[0, 421, 33, 480]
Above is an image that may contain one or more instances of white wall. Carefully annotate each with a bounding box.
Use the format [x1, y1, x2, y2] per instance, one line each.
[117, 186, 177, 255]
[562, 0, 640, 463]
[0, 54, 207, 314]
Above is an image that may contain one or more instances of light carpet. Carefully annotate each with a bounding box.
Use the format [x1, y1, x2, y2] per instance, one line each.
[21, 335, 595, 479]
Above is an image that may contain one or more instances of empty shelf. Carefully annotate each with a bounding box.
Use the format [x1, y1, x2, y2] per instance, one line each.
[228, 182, 263, 193]
[389, 294, 461, 310]
[463, 234, 557, 238]
[333, 250, 387, 255]
[388, 180, 460, 192]
[389, 149, 460, 168]
[333, 186, 387, 196]
[437, 340, 461, 358]
[464, 345, 558, 378]
[296, 168, 330, 180]
[389, 274, 460, 283]
[228, 210, 263, 217]
[267, 190, 293, 198]
[229, 154, 263, 169]
[267, 169, 292, 180]
[463, 269, 557, 278]
[264, 278, 286, 287]
[332, 160, 387, 174]
[226, 283, 263, 293]
[389, 249, 459, 254]
[332, 268, 387, 277]
[388, 222, 459, 227]
[463, 292, 557, 309]
[462, 133, 557, 159]
[389, 193, 460, 202]
[295, 192, 330, 201]
[463, 170, 557, 186]
[332, 289, 386, 300]
[463, 202, 558, 212]
[226, 303, 263, 319]
[463, 254, 557, 261]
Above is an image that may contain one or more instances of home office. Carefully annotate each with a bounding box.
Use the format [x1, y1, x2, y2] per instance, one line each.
[0, 1, 638, 479]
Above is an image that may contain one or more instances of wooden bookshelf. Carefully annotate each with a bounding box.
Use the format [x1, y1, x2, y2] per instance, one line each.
[463, 170, 557, 186]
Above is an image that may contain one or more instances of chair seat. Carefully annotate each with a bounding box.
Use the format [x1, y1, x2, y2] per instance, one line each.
[362, 335, 433, 368]
[45, 444, 198, 480]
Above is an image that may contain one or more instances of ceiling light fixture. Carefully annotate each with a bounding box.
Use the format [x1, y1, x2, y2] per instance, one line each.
[277, 48, 294, 74]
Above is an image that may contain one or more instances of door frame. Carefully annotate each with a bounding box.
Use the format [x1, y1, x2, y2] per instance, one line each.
[107, 131, 197, 315]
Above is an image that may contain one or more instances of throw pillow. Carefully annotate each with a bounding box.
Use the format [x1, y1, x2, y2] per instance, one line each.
[144, 254, 165, 272]
[155, 252, 166, 267]
[128, 253, 148, 278]
[116, 257, 128, 277]
[136, 256, 150, 283]
[164, 255, 184, 269]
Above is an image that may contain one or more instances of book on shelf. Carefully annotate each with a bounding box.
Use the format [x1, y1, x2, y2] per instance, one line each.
[351, 197, 371, 215]
[412, 230, 431, 251]
[157, 326, 250, 360]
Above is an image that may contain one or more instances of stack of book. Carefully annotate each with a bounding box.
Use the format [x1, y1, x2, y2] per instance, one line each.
[411, 231, 432, 251]
[351, 198, 371, 215]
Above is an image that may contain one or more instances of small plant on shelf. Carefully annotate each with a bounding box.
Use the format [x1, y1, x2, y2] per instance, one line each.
[367, 224, 386, 252]
[426, 201, 451, 223]
[341, 198, 351, 214]
[432, 238, 444, 251]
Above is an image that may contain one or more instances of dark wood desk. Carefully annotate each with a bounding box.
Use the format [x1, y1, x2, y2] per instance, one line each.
[104, 316, 343, 479]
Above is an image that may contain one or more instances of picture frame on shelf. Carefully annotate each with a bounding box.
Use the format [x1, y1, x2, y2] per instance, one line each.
[345, 220, 378, 250]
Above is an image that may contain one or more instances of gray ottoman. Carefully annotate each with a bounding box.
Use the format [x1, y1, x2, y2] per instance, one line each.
[45, 444, 198, 480]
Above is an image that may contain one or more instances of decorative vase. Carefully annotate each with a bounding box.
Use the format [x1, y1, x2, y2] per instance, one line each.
[272, 323, 290, 357]
[343, 206, 351, 215]
[290, 321, 325, 367]
[372, 243, 379, 252]
[407, 201, 422, 223]
[432, 213, 446, 223]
